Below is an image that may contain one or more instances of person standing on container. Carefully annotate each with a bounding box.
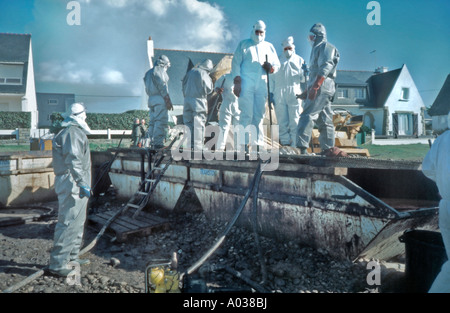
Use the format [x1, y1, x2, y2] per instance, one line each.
[182, 59, 214, 151]
[231, 20, 280, 152]
[49, 102, 92, 277]
[296, 23, 340, 155]
[422, 112, 450, 293]
[144, 55, 174, 149]
[214, 72, 240, 151]
[272, 36, 306, 147]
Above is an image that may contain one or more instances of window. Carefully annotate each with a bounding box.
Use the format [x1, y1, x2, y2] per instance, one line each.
[355, 88, 367, 99]
[48, 99, 59, 105]
[400, 87, 410, 101]
[5, 78, 21, 84]
[0, 63, 23, 85]
[337, 88, 348, 99]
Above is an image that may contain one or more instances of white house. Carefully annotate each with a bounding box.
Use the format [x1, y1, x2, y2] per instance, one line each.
[333, 64, 426, 137]
[428, 74, 450, 134]
[0, 33, 38, 129]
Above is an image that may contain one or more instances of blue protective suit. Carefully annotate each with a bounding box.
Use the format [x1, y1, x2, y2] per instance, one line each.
[182, 59, 214, 151]
[144, 56, 171, 148]
[50, 112, 91, 272]
[296, 23, 339, 152]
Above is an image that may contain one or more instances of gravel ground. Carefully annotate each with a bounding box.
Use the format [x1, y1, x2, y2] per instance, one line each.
[0, 189, 406, 294]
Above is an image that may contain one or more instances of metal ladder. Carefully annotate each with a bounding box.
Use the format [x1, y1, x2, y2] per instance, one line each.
[121, 149, 173, 219]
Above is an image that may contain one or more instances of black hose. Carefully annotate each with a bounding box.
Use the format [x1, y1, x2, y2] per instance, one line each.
[183, 161, 265, 278]
[251, 167, 268, 284]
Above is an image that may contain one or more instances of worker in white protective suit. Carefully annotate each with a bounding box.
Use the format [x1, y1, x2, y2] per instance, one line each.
[49, 103, 92, 277]
[422, 112, 450, 293]
[296, 23, 340, 155]
[231, 20, 280, 152]
[272, 36, 306, 147]
[214, 72, 240, 151]
[143, 55, 174, 149]
[182, 59, 214, 151]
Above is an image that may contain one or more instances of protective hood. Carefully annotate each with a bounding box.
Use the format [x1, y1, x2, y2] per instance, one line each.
[156, 55, 170, 68]
[198, 59, 214, 73]
[310, 23, 327, 46]
[61, 103, 91, 134]
[251, 20, 266, 44]
[282, 36, 296, 58]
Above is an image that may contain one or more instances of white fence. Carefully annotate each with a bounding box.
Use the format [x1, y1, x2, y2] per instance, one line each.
[0, 128, 131, 140]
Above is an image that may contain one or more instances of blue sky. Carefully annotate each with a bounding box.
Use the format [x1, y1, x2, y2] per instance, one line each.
[0, 0, 449, 113]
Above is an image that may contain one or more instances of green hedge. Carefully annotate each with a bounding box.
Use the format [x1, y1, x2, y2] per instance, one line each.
[50, 110, 149, 134]
[0, 112, 31, 129]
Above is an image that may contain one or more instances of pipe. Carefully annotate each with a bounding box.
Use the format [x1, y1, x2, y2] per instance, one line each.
[251, 166, 268, 284]
[182, 160, 266, 279]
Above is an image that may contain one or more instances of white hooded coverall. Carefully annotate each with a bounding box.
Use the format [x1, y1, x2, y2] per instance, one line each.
[50, 109, 91, 272]
[144, 56, 171, 148]
[215, 73, 240, 150]
[422, 113, 450, 293]
[182, 59, 214, 151]
[272, 36, 305, 147]
[231, 20, 280, 148]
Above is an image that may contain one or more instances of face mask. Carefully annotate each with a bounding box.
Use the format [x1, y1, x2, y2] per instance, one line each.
[284, 49, 293, 58]
[77, 111, 87, 122]
[308, 33, 316, 47]
[252, 30, 265, 43]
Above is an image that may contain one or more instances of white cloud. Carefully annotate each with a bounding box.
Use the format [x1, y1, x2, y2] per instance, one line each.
[101, 69, 126, 84]
[38, 61, 94, 84]
[31, 0, 236, 111]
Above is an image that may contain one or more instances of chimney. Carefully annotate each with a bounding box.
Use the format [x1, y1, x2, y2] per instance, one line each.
[375, 66, 388, 73]
[147, 36, 154, 69]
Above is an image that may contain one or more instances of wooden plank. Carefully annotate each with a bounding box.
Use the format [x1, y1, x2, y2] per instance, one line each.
[88, 214, 132, 233]
[102, 210, 163, 229]
[340, 148, 370, 156]
[95, 212, 141, 230]
[88, 209, 170, 242]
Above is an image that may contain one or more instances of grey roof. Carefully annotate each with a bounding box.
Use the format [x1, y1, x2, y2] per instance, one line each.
[367, 68, 402, 108]
[0, 33, 31, 95]
[0, 33, 30, 62]
[153, 49, 232, 105]
[335, 70, 374, 87]
[333, 67, 404, 108]
[428, 74, 450, 116]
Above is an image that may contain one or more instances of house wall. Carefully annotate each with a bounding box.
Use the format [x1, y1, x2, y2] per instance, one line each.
[0, 94, 22, 111]
[384, 66, 425, 136]
[23, 40, 38, 129]
[36, 93, 74, 128]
